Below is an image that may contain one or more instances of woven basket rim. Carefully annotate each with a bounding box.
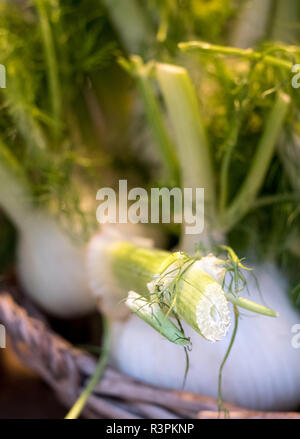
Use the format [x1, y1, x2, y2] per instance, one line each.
[0, 291, 299, 419]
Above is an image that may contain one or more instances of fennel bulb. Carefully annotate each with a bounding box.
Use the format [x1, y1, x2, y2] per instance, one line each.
[87, 227, 300, 410]
[17, 213, 96, 317]
[0, 141, 96, 317]
[109, 263, 300, 411]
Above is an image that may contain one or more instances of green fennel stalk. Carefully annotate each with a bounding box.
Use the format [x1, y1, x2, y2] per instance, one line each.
[218, 305, 239, 414]
[119, 56, 180, 186]
[102, 0, 154, 54]
[221, 91, 291, 230]
[226, 294, 277, 317]
[65, 317, 110, 419]
[155, 63, 216, 249]
[36, 0, 62, 137]
[155, 63, 215, 206]
[179, 41, 293, 70]
[219, 114, 243, 214]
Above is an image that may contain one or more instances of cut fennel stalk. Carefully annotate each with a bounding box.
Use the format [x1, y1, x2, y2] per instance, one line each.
[87, 234, 277, 346]
[126, 291, 189, 346]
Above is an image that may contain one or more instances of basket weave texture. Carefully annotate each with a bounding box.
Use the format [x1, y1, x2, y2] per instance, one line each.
[0, 292, 300, 419]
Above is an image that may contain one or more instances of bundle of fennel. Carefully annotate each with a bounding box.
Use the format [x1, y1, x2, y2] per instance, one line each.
[88, 0, 300, 413]
[0, 0, 300, 418]
[88, 51, 300, 412]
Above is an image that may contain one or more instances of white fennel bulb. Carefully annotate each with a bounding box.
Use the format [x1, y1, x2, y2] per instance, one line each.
[108, 263, 300, 411]
[17, 213, 96, 317]
[16, 219, 160, 318]
[0, 143, 96, 317]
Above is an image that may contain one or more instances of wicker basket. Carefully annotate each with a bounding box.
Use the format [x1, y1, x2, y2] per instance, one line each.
[0, 289, 300, 419]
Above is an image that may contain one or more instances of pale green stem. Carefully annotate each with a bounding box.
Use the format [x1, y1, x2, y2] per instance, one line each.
[219, 60, 260, 215]
[252, 192, 300, 210]
[179, 41, 293, 70]
[221, 92, 290, 231]
[12, 106, 47, 153]
[226, 293, 277, 317]
[65, 317, 110, 419]
[218, 305, 239, 414]
[155, 63, 216, 250]
[102, 0, 154, 54]
[219, 115, 242, 214]
[156, 1, 171, 43]
[36, 0, 61, 136]
[119, 56, 180, 186]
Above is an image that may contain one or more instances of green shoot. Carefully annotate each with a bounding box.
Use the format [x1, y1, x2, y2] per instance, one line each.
[218, 305, 239, 416]
[119, 56, 180, 186]
[179, 41, 294, 70]
[65, 317, 110, 419]
[36, 0, 62, 138]
[101, 0, 154, 54]
[221, 92, 291, 230]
